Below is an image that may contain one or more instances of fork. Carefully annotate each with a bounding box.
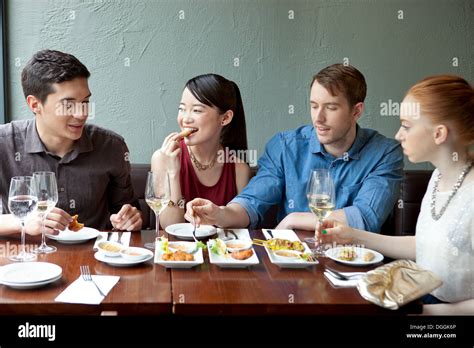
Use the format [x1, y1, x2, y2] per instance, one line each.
[111, 228, 123, 244]
[325, 268, 364, 281]
[80, 265, 106, 297]
[224, 228, 239, 239]
[191, 213, 199, 243]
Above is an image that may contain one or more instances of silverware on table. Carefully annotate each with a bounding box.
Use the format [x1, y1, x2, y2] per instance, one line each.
[191, 214, 198, 243]
[325, 268, 364, 281]
[80, 265, 106, 297]
[267, 229, 274, 239]
[225, 229, 239, 240]
[117, 231, 124, 244]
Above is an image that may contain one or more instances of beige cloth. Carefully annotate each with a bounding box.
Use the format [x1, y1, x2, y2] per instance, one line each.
[357, 259, 442, 310]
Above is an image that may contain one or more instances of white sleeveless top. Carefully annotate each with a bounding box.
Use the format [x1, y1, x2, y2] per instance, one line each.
[416, 169, 474, 302]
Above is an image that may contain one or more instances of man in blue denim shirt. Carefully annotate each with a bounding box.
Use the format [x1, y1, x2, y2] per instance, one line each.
[185, 64, 403, 232]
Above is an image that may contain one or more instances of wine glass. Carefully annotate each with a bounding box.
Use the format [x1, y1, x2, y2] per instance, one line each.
[305, 169, 335, 256]
[144, 171, 171, 249]
[32, 172, 58, 254]
[8, 176, 38, 262]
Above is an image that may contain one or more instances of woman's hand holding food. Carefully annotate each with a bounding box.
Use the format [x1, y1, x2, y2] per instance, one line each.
[156, 132, 183, 176]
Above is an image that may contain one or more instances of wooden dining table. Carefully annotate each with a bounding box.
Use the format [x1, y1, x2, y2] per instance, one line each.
[0, 229, 421, 316]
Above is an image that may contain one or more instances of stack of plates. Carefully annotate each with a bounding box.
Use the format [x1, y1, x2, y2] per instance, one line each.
[0, 262, 62, 289]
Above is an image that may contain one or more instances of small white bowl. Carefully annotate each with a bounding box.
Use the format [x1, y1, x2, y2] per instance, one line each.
[168, 242, 197, 254]
[120, 247, 150, 261]
[224, 240, 252, 253]
[97, 241, 123, 257]
[273, 250, 302, 261]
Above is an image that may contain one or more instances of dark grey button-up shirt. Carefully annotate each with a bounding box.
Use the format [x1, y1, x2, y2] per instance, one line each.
[0, 119, 139, 229]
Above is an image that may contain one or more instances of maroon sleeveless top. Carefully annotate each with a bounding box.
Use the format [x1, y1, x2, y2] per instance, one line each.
[179, 140, 237, 206]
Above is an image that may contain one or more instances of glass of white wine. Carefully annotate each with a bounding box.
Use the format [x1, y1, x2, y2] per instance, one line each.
[305, 169, 335, 256]
[32, 171, 58, 254]
[144, 171, 171, 250]
[8, 176, 38, 262]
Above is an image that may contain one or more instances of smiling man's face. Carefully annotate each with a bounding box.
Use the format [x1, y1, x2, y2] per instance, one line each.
[35, 77, 91, 143]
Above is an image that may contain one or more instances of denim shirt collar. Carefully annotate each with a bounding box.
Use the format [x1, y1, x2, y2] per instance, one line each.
[310, 124, 365, 160]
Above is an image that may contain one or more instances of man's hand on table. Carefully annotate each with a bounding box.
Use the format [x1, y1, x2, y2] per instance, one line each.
[110, 204, 143, 231]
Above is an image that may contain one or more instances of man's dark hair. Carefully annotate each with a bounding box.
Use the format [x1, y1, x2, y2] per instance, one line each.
[21, 49, 90, 103]
[311, 63, 367, 107]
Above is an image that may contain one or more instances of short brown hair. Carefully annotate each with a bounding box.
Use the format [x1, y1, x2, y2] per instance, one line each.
[21, 49, 90, 103]
[311, 64, 367, 107]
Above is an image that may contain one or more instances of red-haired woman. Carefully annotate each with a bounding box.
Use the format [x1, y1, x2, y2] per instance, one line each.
[319, 75, 474, 315]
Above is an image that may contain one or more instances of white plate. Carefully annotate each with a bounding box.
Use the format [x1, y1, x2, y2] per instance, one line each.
[154, 247, 204, 269]
[325, 246, 384, 266]
[120, 247, 152, 261]
[262, 229, 318, 268]
[46, 227, 100, 244]
[165, 223, 216, 240]
[207, 241, 259, 268]
[168, 241, 198, 254]
[1, 274, 63, 290]
[224, 239, 253, 253]
[265, 243, 319, 268]
[94, 250, 154, 267]
[0, 262, 62, 289]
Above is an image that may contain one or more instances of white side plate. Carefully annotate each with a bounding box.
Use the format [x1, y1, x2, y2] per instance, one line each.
[165, 223, 216, 240]
[94, 250, 153, 267]
[0, 262, 62, 289]
[325, 247, 384, 266]
[47, 227, 100, 244]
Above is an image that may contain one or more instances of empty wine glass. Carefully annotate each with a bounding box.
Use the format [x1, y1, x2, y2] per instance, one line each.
[144, 171, 171, 250]
[305, 169, 335, 256]
[32, 172, 58, 254]
[8, 176, 38, 262]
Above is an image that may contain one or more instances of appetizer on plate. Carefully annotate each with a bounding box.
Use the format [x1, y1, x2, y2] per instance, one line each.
[162, 250, 194, 261]
[338, 247, 357, 261]
[158, 237, 204, 262]
[253, 238, 305, 252]
[68, 214, 84, 232]
[325, 246, 383, 266]
[209, 238, 254, 260]
[273, 250, 302, 260]
[97, 241, 123, 257]
[230, 249, 254, 260]
[363, 251, 375, 262]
